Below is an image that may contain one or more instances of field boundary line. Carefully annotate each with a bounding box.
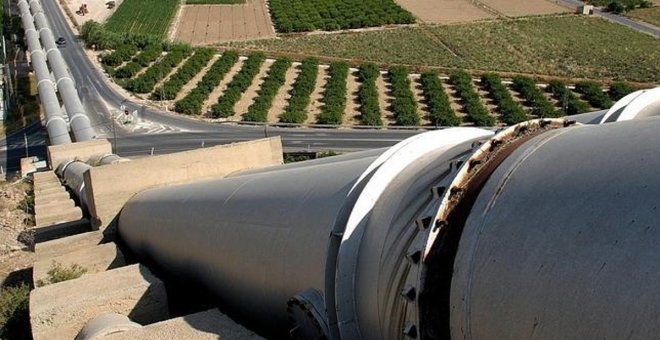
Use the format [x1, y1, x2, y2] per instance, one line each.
[167, 0, 186, 41]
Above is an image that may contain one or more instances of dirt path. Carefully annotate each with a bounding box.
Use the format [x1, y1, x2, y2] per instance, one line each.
[232, 59, 274, 120]
[203, 58, 245, 114]
[304, 65, 329, 124]
[268, 62, 299, 123]
[376, 72, 396, 126]
[409, 74, 431, 126]
[173, 54, 220, 102]
[344, 69, 361, 124]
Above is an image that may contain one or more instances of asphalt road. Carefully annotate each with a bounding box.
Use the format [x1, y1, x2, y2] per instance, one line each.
[558, 0, 660, 38]
[0, 0, 430, 173]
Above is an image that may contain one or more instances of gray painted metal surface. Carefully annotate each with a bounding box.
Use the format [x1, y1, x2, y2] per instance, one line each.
[450, 117, 660, 339]
[18, 0, 71, 145]
[56, 159, 91, 210]
[28, 0, 95, 141]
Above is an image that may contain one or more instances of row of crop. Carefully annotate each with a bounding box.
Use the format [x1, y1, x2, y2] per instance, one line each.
[316, 62, 349, 125]
[210, 53, 266, 118]
[269, 0, 414, 33]
[279, 58, 319, 123]
[545, 80, 591, 116]
[123, 45, 192, 93]
[511, 76, 559, 118]
[449, 71, 495, 127]
[480, 73, 529, 125]
[114, 44, 164, 79]
[575, 81, 613, 109]
[420, 72, 460, 127]
[243, 58, 292, 122]
[356, 63, 382, 126]
[387, 66, 419, 126]
[101, 43, 138, 67]
[174, 51, 239, 115]
[151, 48, 215, 101]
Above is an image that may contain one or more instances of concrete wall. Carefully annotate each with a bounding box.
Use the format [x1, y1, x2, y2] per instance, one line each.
[84, 137, 283, 230]
[48, 139, 113, 169]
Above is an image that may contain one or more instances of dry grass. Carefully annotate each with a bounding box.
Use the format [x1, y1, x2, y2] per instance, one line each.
[627, 6, 660, 27]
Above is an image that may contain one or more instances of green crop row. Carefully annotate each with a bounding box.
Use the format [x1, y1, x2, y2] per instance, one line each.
[449, 71, 495, 127]
[575, 81, 613, 109]
[124, 45, 192, 94]
[269, 0, 414, 33]
[316, 62, 349, 125]
[104, 0, 180, 38]
[608, 82, 635, 101]
[480, 73, 529, 125]
[357, 63, 382, 126]
[387, 66, 419, 126]
[546, 80, 591, 116]
[151, 48, 215, 101]
[211, 53, 267, 118]
[279, 58, 319, 123]
[420, 72, 460, 127]
[101, 44, 138, 67]
[243, 58, 292, 122]
[113, 62, 142, 79]
[133, 45, 164, 67]
[174, 51, 239, 115]
[511, 76, 559, 118]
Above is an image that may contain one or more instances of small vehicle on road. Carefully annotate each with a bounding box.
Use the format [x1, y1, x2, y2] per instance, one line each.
[56, 37, 66, 46]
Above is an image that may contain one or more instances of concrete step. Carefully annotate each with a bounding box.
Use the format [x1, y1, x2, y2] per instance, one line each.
[35, 230, 107, 260]
[33, 218, 91, 244]
[33, 171, 58, 182]
[33, 179, 62, 190]
[34, 199, 76, 217]
[33, 242, 126, 286]
[34, 191, 71, 206]
[35, 206, 83, 227]
[30, 264, 169, 340]
[34, 185, 67, 195]
[104, 309, 264, 340]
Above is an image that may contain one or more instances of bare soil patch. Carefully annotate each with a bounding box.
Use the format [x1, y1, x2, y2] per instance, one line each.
[344, 69, 361, 124]
[203, 58, 245, 114]
[395, 0, 494, 23]
[61, 0, 123, 26]
[268, 63, 299, 123]
[477, 0, 568, 17]
[173, 0, 276, 45]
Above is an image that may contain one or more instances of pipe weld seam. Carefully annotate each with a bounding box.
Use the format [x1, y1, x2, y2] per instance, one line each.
[69, 113, 91, 124]
[46, 116, 68, 127]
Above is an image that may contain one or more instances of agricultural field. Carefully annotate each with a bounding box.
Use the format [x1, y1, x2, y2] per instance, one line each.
[393, 0, 493, 23]
[225, 16, 660, 83]
[477, 0, 568, 16]
[627, 6, 660, 26]
[104, 0, 179, 37]
[173, 0, 275, 45]
[268, 0, 415, 32]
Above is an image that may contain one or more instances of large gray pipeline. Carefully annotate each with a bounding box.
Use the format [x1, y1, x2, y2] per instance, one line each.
[18, 0, 71, 145]
[26, 0, 95, 141]
[119, 116, 660, 339]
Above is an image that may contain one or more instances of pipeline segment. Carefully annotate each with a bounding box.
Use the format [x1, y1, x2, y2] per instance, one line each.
[17, 0, 71, 145]
[26, 0, 95, 141]
[118, 115, 660, 339]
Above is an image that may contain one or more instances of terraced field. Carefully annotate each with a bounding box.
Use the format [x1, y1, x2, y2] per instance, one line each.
[100, 47, 639, 128]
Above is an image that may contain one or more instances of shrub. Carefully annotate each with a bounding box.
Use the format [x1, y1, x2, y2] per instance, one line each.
[133, 44, 164, 67]
[511, 76, 559, 118]
[316, 62, 349, 125]
[114, 61, 143, 79]
[608, 1, 626, 13]
[546, 79, 591, 116]
[279, 58, 319, 123]
[420, 72, 460, 126]
[387, 66, 419, 126]
[0, 284, 30, 339]
[101, 43, 138, 67]
[449, 71, 495, 126]
[35, 262, 87, 287]
[151, 48, 215, 100]
[243, 58, 292, 122]
[210, 52, 266, 118]
[480, 73, 529, 125]
[174, 50, 239, 115]
[575, 81, 613, 109]
[357, 63, 382, 126]
[608, 81, 634, 101]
